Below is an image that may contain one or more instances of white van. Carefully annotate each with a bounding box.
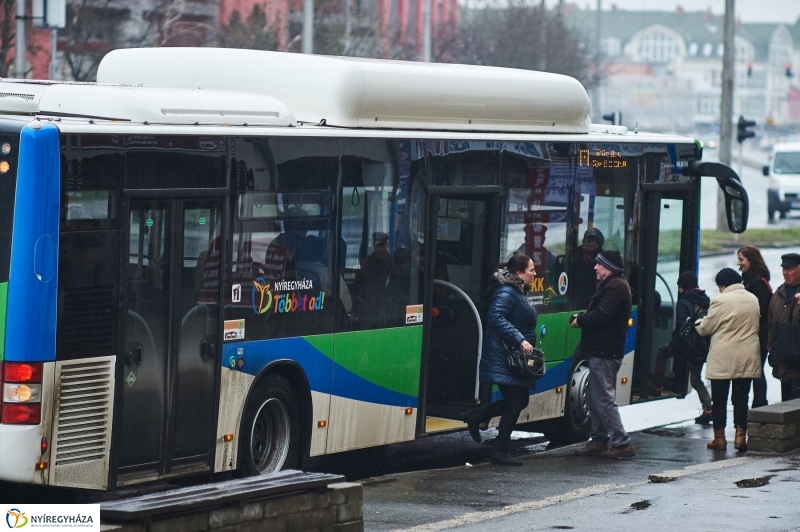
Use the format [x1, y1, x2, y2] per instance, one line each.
[765, 142, 800, 221]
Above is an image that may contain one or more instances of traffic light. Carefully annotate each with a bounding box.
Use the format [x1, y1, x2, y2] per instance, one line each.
[737, 116, 756, 143]
[602, 110, 622, 125]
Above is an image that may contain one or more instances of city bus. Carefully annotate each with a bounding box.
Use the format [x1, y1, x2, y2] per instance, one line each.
[0, 48, 748, 490]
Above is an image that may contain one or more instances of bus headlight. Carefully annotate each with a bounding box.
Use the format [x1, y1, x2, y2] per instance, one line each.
[3, 383, 42, 403]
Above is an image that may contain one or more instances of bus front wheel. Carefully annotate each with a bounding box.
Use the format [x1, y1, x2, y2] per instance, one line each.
[239, 374, 301, 476]
[545, 358, 592, 444]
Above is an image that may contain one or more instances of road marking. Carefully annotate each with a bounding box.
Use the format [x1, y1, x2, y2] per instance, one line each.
[391, 456, 762, 531]
[392, 483, 623, 532]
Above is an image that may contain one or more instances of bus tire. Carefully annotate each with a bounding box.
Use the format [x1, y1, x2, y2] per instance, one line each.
[239, 374, 301, 476]
[546, 357, 592, 444]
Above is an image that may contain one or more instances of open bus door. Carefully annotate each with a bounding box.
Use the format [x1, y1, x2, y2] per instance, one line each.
[635, 162, 748, 403]
[418, 187, 502, 433]
[635, 189, 699, 401]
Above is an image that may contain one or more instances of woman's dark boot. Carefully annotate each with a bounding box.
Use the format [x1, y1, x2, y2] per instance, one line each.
[490, 449, 522, 466]
[459, 410, 482, 443]
[734, 426, 747, 451]
[707, 429, 727, 450]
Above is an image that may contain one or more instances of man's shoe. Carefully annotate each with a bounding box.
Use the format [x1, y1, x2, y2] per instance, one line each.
[574, 441, 609, 457]
[459, 410, 482, 443]
[599, 443, 635, 459]
[694, 409, 713, 425]
[490, 451, 523, 466]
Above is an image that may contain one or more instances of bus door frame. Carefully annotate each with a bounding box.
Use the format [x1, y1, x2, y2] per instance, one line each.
[636, 184, 698, 403]
[110, 187, 229, 487]
[416, 186, 502, 434]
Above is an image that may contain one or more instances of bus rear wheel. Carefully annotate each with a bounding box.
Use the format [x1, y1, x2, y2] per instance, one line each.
[240, 375, 300, 476]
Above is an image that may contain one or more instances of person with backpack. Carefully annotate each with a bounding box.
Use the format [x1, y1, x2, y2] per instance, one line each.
[695, 268, 762, 452]
[649, 272, 713, 424]
[737, 245, 773, 408]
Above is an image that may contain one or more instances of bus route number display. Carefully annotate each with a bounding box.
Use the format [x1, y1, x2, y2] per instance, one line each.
[578, 148, 627, 168]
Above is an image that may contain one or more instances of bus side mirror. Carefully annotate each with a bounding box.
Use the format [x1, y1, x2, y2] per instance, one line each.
[763, 165, 769, 176]
[682, 161, 749, 233]
[722, 181, 748, 233]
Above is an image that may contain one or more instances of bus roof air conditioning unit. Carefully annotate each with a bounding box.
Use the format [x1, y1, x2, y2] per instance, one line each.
[97, 48, 592, 134]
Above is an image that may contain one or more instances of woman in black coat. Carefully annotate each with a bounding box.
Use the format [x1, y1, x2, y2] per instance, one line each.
[461, 254, 538, 466]
[738, 245, 773, 408]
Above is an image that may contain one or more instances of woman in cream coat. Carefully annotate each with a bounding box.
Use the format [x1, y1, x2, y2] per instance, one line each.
[695, 268, 762, 451]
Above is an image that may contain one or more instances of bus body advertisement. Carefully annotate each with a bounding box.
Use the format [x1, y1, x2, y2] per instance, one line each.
[0, 49, 748, 490]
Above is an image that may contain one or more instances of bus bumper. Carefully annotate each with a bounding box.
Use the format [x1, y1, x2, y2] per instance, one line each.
[0, 361, 55, 485]
[0, 424, 49, 484]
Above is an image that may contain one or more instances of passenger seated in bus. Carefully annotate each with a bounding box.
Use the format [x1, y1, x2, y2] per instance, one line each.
[265, 207, 308, 277]
[296, 234, 352, 313]
[380, 247, 412, 326]
[515, 222, 557, 285]
[353, 232, 393, 321]
[570, 228, 604, 308]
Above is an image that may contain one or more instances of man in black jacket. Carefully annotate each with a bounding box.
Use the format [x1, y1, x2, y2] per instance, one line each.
[571, 250, 635, 459]
[649, 272, 713, 424]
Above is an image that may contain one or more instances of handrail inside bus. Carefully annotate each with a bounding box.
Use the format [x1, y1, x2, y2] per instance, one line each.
[433, 279, 483, 404]
[654, 272, 676, 325]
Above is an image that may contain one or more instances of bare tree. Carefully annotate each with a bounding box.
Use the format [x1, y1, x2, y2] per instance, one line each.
[459, 2, 598, 88]
[61, 0, 169, 81]
[0, 0, 15, 77]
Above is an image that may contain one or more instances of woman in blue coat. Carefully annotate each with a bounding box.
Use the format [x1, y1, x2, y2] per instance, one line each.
[461, 254, 538, 466]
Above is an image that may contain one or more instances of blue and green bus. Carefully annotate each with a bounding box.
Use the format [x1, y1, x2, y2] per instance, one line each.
[0, 48, 747, 490]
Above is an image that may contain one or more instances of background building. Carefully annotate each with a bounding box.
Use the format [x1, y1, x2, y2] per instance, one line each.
[562, 5, 800, 131]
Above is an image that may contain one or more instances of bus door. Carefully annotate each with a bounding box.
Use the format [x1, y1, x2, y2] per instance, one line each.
[116, 197, 223, 483]
[636, 189, 698, 402]
[420, 187, 502, 429]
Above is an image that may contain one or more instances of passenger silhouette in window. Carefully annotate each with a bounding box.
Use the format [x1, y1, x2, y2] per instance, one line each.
[353, 232, 393, 322]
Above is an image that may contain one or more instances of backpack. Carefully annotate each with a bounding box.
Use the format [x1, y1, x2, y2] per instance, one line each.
[677, 304, 710, 363]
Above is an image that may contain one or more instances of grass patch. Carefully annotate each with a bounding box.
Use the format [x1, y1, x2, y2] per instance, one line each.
[700, 227, 800, 252]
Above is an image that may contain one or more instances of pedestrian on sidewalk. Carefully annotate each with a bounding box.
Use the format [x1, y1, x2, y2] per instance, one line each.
[461, 254, 538, 466]
[737, 245, 773, 408]
[695, 268, 761, 452]
[649, 271, 714, 424]
[571, 250, 635, 459]
[767, 253, 800, 402]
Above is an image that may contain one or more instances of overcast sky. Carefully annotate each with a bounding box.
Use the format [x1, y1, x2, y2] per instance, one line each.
[547, 1, 800, 24]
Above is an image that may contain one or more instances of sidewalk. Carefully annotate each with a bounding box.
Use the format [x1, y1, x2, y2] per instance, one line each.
[362, 422, 800, 531]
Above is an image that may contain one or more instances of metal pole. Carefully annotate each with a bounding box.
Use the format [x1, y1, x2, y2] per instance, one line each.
[302, 0, 314, 54]
[49, 29, 57, 80]
[538, 0, 546, 71]
[423, 0, 431, 62]
[592, 0, 601, 122]
[717, 0, 735, 231]
[15, 0, 27, 78]
[344, 0, 353, 55]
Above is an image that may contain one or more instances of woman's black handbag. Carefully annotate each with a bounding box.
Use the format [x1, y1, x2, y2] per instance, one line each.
[506, 345, 546, 380]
